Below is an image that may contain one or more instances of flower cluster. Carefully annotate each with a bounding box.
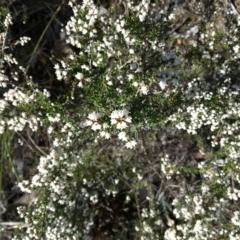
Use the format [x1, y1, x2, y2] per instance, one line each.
[3, 13, 12, 28]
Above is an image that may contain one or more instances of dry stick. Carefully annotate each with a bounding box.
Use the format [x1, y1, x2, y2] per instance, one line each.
[23, 2, 66, 159]
[26, 127, 48, 156]
[26, 0, 65, 73]
[0, 221, 30, 229]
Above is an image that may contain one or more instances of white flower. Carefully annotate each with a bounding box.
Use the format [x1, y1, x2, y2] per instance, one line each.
[135, 226, 140, 232]
[133, 81, 148, 95]
[76, 72, 87, 87]
[194, 220, 203, 233]
[125, 139, 137, 149]
[18, 180, 31, 194]
[4, 13, 12, 28]
[201, 184, 209, 195]
[103, 36, 113, 47]
[110, 109, 132, 129]
[233, 45, 239, 54]
[0, 72, 8, 87]
[43, 89, 50, 98]
[129, 48, 135, 54]
[231, 211, 240, 227]
[48, 113, 61, 123]
[159, 79, 167, 90]
[193, 195, 203, 206]
[128, 74, 134, 81]
[102, 122, 109, 129]
[100, 130, 111, 139]
[85, 112, 102, 131]
[116, 19, 125, 33]
[118, 131, 128, 141]
[168, 13, 175, 20]
[116, 121, 128, 129]
[75, 72, 84, 80]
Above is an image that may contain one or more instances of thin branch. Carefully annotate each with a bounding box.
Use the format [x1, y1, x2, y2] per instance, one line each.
[26, 0, 66, 72]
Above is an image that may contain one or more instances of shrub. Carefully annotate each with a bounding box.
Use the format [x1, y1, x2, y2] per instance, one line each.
[0, 0, 240, 239]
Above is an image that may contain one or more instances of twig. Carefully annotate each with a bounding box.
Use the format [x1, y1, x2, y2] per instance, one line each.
[26, 0, 65, 72]
[0, 221, 30, 229]
[26, 126, 48, 156]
